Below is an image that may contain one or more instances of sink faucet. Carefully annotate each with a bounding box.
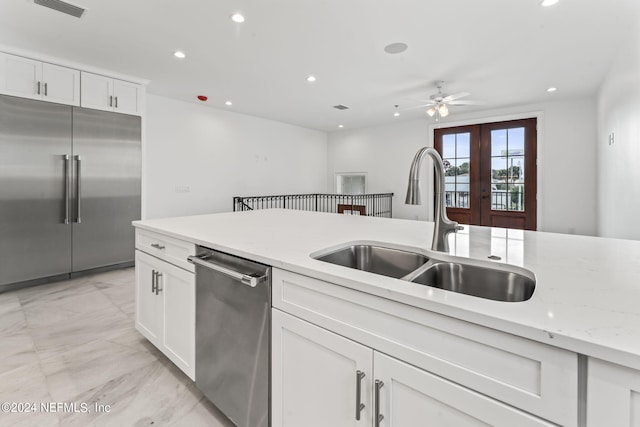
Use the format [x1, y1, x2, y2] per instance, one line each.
[405, 147, 460, 252]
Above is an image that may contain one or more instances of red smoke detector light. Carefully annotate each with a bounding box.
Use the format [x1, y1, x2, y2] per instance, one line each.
[197, 95, 208, 102]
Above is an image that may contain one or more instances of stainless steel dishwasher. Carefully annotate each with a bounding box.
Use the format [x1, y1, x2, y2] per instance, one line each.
[188, 247, 271, 427]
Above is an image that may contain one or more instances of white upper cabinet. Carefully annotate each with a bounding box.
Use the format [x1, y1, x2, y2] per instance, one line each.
[0, 52, 80, 106]
[81, 71, 142, 116]
[112, 79, 142, 115]
[80, 72, 113, 111]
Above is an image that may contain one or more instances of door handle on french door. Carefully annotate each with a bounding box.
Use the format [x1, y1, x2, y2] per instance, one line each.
[74, 155, 82, 223]
[63, 155, 70, 224]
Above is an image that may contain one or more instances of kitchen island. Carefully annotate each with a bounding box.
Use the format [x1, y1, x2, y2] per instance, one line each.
[133, 209, 640, 427]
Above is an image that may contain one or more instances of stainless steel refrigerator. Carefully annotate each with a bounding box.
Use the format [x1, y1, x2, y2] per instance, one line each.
[0, 94, 141, 291]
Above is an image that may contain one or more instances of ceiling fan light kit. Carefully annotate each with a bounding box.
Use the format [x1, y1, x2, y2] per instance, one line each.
[406, 80, 483, 121]
[425, 103, 449, 121]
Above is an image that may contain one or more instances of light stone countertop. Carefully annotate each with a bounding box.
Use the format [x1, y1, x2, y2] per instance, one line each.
[133, 209, 640, 371]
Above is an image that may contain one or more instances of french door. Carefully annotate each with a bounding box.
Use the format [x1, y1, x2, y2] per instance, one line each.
[434, 118, 537, 230]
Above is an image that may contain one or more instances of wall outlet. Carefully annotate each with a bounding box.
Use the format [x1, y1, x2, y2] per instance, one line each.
[175, 186, 190, 193]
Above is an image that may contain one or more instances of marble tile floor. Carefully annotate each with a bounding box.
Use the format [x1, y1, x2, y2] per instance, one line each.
[0, 268, 234, 427]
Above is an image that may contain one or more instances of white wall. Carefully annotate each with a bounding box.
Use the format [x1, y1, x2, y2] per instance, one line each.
[328, 96, 598, 235]
[327, 119, 430, 220]
[597, 21, 640, 239]
[144, 94, 328, 219]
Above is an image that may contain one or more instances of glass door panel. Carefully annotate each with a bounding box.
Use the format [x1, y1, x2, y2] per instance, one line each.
[480, 119, 537, 230]
[435, 118, 537, 230]
[435, 126, 479, 225]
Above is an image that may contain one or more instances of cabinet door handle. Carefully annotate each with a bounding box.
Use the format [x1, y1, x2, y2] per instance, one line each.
[151, 270, 157, 294]
[114, 96, 118, 108]
[355, 370, 365, 420]
[44, 82, 48, 96]
[375, 380, 384, 427]
[37, 81, 41, 95]
[110, 95, 113, 107]
[151, 243, 166, 250]
[155, 272, 163, 295]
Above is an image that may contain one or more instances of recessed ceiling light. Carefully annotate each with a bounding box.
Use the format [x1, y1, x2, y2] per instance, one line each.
[306, 75, 317, 83]
[547, 87, 557, 92]
[231, 13, 245, 23]
[173, 51, 186, 59]
[384, 42, 409, 54]
[225, 101, 233, 106]
[541, 0, 559, 6]
[394, 112, 400, 117]
[338, 125, 344, 128]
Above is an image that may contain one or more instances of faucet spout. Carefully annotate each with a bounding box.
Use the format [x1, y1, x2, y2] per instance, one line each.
[405, 147, 460, 252]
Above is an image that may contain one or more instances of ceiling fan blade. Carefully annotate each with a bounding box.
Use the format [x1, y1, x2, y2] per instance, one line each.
[448, 100, 485, 106]
[400, 102, 435, 111]
[442, 92, 470, 102]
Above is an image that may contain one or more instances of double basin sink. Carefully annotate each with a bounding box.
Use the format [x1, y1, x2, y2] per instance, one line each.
[313, 244, 535, 302]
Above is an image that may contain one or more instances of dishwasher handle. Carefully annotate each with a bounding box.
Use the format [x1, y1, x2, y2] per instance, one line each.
[187, 254, 267, 287]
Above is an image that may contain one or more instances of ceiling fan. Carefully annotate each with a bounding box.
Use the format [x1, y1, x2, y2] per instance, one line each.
[406, 80, 484, 121]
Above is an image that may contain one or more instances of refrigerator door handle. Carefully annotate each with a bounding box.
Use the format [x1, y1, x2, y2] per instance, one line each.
[63, 155, 70, 224]
[74, 155, 82, 224]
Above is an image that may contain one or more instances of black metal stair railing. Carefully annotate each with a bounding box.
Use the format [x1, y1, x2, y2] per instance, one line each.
[233, 193, 394, 218]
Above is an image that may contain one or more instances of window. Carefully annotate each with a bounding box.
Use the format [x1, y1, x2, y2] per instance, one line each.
[490, 128, 525, 212]
[442, 132, 471, 208]
[336, 173, 366, 195]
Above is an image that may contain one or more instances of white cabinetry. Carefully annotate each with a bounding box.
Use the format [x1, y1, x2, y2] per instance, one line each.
[272, 309, 372, 427]
[135, 251, 162, 343]
[81, 71, 142, 115]
[272, 268, 578, 426]
[587, 358, 640, 427]
[0, 52, 80, 105]
[273, 310, 556, 427]
[135, 230, 195, 380]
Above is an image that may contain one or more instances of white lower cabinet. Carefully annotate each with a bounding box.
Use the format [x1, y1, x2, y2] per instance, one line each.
[135, 250, 195, 379]
[374, 353, 556, 427]
[272, 309, 372, 426]
[273, 309, 555, 427]
[587, 358, 640, 427]
[136, 251, 162, 342]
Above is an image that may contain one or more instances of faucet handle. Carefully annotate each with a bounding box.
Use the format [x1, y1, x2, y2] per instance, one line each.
[456, 225, 464, 231]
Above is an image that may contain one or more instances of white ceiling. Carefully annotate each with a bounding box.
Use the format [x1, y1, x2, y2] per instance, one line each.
[1, 0, 638, 131]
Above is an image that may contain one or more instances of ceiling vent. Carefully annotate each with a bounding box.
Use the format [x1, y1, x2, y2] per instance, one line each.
[34, 0, 86, 18]
[333, 105, 349, 110]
